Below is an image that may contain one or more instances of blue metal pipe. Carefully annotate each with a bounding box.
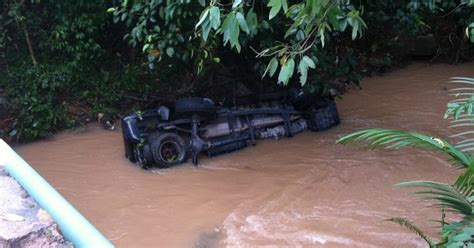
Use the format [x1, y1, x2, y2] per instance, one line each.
[0, 139, 114, 248]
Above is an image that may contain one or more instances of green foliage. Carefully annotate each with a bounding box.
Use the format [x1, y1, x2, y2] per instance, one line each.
[110, 0, 213, 72]
[468, 23, 474, 43]
[397, 181, 472, 215]
[301, 47, 361, 96]
[439, 216, 474, 247]
[445, 77, 474, 152]
[112, 0, 474, 95]
[194, 0, 367, 86]
[0, 0, 169, 141]
[45, 1, 107, 64]
[337, 128, 472, 167]
[1, 58, 161, 141]
[2, 64, 71, 141]
[361, 1, 433, 36]
[111, 0, 368, 88]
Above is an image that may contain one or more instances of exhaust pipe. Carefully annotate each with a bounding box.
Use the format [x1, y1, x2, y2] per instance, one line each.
[0, 139, 114, 248]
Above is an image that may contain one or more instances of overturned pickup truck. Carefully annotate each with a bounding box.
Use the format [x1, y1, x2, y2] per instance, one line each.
[122, 89, 340, 168]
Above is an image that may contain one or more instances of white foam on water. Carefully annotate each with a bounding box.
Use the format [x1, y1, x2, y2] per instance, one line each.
[222, 210, 371, 247]
[365, 231, 429, 248]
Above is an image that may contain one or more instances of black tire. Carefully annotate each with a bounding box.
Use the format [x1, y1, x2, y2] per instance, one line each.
[306, 100, 340, 131]
[175, 97, 216, 113]
[141, 144, 154, 169]
[150, 133, 188, 168]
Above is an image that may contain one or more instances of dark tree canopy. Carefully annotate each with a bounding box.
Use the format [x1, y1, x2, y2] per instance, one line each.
[0, 0, 473, 141]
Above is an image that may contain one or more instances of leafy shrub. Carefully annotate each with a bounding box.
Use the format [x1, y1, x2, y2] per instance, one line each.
[2, 63, 71, 141]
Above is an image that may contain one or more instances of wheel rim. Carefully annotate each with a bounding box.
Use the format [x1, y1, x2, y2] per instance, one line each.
[158, 140, 181, 163]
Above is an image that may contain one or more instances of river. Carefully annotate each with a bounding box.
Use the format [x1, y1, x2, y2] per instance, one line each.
[15, 63, 473, 247]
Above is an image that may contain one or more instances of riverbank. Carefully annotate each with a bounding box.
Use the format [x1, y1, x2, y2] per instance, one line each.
[0, 167, 71, 247]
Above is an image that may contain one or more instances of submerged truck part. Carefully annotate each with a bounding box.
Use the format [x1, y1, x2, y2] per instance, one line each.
[0, 139, 114, 248]
[257, 118, 307, 139]
[122, 92, 341, 168]
[202, 115, 302, 138]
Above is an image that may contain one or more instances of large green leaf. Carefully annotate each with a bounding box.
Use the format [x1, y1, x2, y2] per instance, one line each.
[236, 12, 249, 34]
[267, 0, 282, 20]
[262, 57, 279, 78]
[209, 6, 221, 30]
[337, 128, 472, 167]
[221, 13, 241, 51]
[278, 58, 295, 85]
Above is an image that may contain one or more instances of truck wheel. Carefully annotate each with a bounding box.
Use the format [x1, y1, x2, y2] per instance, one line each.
[306, 100, 340, 131]
[150, 133, 188, 168]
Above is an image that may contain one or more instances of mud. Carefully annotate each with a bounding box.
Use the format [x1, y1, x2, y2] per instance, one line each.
[15, 63, 473, 247]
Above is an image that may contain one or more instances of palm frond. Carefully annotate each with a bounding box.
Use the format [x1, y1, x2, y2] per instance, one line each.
[396, 181, 473, 216]
[450, 77, 474, 84]
[445, 77, 474, 152]
[453, 138, 474, 153]
[448, 87, 474, 92]
[384, 217, 435, 247]
[449, 123, 474, 129]
[337, 128, 472, 168]
[448, 93, 474, 97]
[450, 130, 474, 138]
[455, 167, 474, 198]
[447, 98, 473, 103]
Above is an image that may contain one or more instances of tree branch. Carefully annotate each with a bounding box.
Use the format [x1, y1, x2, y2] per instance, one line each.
[18, 20, 37, 66]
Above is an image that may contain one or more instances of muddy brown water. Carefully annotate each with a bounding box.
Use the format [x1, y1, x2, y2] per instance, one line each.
[14, 63, 474, 247]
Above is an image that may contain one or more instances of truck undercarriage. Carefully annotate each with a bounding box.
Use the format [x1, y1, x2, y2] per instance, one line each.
[122, 90, 340, 168]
